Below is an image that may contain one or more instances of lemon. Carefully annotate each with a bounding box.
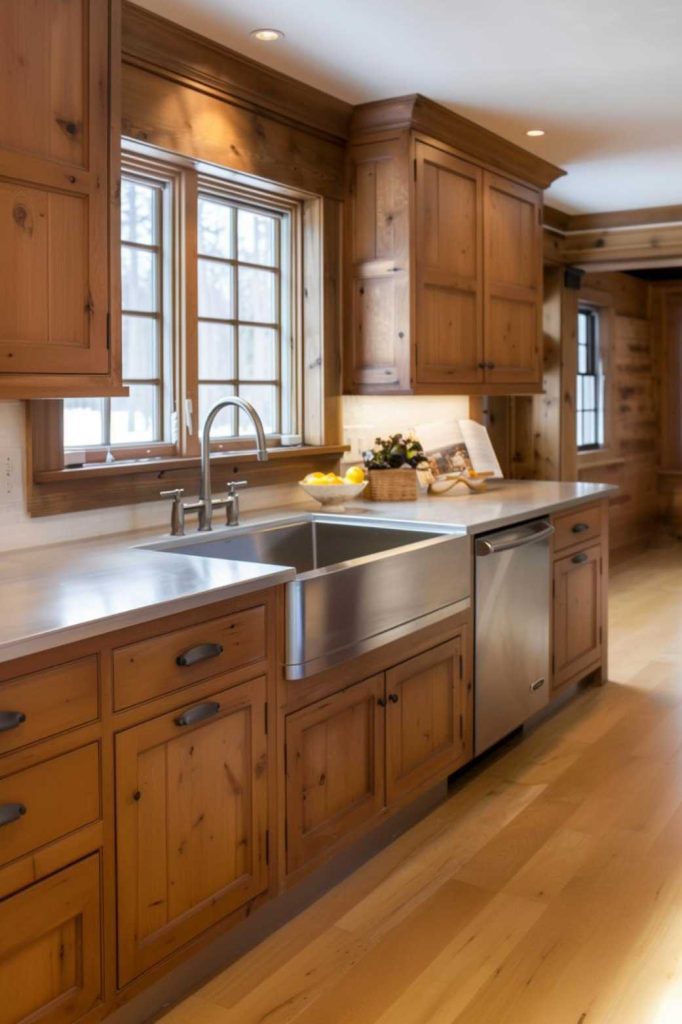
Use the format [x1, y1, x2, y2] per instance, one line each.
[303, 472, 326, 484]
[323, 473, 342, 484]
[344, 465, 365, 484]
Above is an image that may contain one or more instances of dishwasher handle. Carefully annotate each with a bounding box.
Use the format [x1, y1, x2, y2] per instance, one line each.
[476, 520, 554, 556]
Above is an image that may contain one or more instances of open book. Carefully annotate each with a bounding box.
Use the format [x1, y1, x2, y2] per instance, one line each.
[416, 419, 503, 479]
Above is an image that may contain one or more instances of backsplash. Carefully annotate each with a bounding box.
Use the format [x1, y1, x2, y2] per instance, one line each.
[342, 395, 471, 462]
[0, 402, 303, 553]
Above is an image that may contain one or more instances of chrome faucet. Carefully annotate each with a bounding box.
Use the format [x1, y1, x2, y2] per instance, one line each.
[160, 397, 269, 535]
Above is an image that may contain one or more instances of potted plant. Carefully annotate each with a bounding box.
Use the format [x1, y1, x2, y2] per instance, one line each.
[363, 433, 428, 501]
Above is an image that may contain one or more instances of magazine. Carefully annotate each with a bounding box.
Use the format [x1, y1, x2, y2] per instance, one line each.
[416, 419, 503, 479]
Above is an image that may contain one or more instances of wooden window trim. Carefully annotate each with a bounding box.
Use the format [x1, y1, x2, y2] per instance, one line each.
[576, 288, 616, 470]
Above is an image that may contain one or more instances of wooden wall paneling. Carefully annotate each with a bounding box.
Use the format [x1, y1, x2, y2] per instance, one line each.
[655, 287, 682, 469]
[121, 65, 346, 202]
[121, 2, 352, 143]
[564, 223, 682, 266]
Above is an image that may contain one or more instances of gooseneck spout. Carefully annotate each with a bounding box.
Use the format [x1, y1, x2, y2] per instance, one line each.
[199, 397, 269, 531]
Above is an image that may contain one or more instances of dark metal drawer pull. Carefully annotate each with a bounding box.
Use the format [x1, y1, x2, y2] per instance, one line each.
[388, 693, 399, 703]
[174, 701, 221, 728]
[377, 697, 387, 707]
[572, 552, 589, 564]
[0, 802, 26, 827]
[0, 711, 26, 733]
[176, 643, 224, 667]
[571, 522, 589, 533]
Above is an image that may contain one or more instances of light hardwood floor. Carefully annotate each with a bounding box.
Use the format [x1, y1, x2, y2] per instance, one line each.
[163, 543, 682, 1024]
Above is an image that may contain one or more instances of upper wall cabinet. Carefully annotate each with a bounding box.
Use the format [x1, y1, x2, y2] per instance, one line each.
[0, 0, 122, 398]
[345, 95, 564, 396]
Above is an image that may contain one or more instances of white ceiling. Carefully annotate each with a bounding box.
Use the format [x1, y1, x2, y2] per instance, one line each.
[136, 0, 682, 215]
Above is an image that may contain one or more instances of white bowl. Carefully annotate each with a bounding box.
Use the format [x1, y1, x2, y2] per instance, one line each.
[298, 480, 368, 507]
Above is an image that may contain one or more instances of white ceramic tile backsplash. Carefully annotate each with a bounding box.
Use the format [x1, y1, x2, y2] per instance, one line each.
[0, 401, 304, 552]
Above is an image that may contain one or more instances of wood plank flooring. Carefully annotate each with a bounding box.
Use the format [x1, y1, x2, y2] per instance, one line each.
[162, 543, 682, 1024]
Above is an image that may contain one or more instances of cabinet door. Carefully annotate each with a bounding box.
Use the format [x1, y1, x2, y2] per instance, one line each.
[553, 545, 602, 690]
[285, 674, 385, 874]
[0, 855, 101, 1024]
[415, 142, 484, 386]
[386, 638, 468, 804]
[347, 137, 412, 393]
[116, 677, 269, 985]
[483, 173, 542, 386]
[0, 0, 114, 384]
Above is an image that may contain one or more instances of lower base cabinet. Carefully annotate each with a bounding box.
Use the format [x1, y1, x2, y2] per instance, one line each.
[115, 676, 269, 985]
[285, 634, 469, 874]
[0, 855, 102, 1024]
[386, 638, 466, 804]
[552, 543, 603, 691]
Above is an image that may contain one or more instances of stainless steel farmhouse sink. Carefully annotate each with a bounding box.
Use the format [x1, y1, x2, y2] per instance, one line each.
[146, 517, 471, 679]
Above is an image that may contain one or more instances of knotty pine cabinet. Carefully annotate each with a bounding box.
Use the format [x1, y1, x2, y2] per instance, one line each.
[284, 631, 470, 875]
[0, 0, 122, 397]
[115, 676, 270, 986]
[345, 96, 562, 396]
[551, 501, 608, 693]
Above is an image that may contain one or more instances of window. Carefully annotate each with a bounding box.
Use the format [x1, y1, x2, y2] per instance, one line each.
[576, 307, 604, 451]
[196, 189, 294, 441]
[63, 152, 300, 463]
[65, 169, 174, 456]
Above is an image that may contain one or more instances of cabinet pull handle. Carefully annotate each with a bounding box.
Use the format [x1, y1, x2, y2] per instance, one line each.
[174, 701, 221, 727]
[377, 697, 387, 707]
[176, 643, 223, 667]
[572, 552, 588, 564]
[0, 802, 26, 827]
[486, 362, 495, 370]
[571, 522, 589, 533]
[477, 361, 486, 369]
[0, 711, 26, 733]
[388, 693, 399, 703]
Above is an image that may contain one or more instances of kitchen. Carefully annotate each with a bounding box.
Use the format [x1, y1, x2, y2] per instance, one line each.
[0, 2, 681, 1022]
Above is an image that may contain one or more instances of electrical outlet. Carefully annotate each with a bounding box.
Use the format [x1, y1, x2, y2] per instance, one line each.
[0, 448, 22, 505]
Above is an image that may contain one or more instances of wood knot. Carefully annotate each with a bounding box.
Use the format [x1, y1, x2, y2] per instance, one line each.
[56, 118, 79, 137]
[12, 205, 30, 232]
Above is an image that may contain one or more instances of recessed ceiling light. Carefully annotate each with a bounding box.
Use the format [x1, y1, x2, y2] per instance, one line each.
[251, 28, 285, 42]
[526, 129, 545, 137]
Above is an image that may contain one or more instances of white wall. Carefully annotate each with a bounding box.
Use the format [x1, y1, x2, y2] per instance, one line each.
[0, 401, 303, 553]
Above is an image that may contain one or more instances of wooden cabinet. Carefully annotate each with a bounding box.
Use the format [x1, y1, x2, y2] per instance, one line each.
[285, 628, 471, 874]
[483, 173, 542, 385]
[0, 855, 102, 1024]
[0, 0, 122, 397]
[551, 501, 608, 693]
[285, 674, 385, 874]
[345, 97, 562, 396]
[386, 639, 467, 804]
[553, 545, 603, 691]
[115, 676, 269, 985]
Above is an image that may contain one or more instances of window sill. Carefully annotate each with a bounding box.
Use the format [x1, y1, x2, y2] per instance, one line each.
[30, 445, 348, 517]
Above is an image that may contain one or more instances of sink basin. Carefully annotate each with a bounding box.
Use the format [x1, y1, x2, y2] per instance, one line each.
[148, 517, 470, 678]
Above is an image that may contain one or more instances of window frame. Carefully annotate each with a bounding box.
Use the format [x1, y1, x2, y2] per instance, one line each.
[64, 149, 304, 466]
[576, 305, 602, 452]
[575, 289, 615, 468]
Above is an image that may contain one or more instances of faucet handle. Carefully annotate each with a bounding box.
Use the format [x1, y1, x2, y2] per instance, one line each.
[160, 489, 186, 536]
[160, 488, 185, 500]
[226, 480, 248, 494]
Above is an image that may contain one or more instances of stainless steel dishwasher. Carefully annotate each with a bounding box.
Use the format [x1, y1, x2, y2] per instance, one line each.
[474, 518, 554, 755]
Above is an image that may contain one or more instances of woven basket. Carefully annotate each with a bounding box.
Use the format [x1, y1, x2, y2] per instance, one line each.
[368, 469, 418, 502]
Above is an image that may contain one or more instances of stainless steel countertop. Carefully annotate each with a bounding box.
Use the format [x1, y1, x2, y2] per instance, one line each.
[0, 479, 615, 665]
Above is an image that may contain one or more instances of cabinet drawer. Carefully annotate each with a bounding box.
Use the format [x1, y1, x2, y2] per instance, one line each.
[0, 657, 99, 759]
[0, 743, 100, 869]
[113, 604, 267, 710]
[0, 854, 102, 1024]
[552, 504, 602, 554]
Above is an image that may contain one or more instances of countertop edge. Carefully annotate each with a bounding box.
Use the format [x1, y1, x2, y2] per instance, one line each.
[0, 567, 294, 666]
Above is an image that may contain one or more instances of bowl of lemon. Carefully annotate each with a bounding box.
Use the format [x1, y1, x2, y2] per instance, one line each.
[298, 466, 367, 508]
